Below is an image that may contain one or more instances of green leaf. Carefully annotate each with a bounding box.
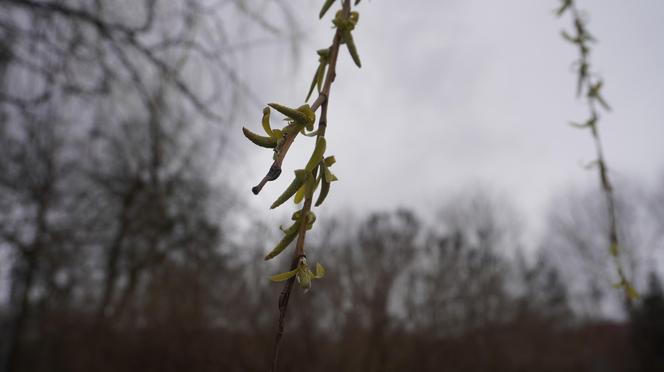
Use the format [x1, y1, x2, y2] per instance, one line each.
[270, 269, 298, 282]
[316, 62, 326, 92]
[280, 220, 301, 235]
[319, 0, 336, 19]
[561, 30, 578, 44]
[343, 30, 362, 68]
[315, 163, 332, 207]
[268, 103, 307, 124]
[595, 94, 611, 111]
[268, 103, 316, 129]
[305, 137, 327, 173]
[294, 184, 306, 204]
[306, 63, 323, 102]
[315, 176, 330, 207]
[609, 243, 619, 257]
[323, 164, 338, 183]
[556, 0, 572, 16]
[569, 121, 589, 129]
[271, 169, 308, 209]
[625, 282, 640, 301]
[613, 280, 640, 301]
[264, 227, 300, 260]
[314, 262, 326, 279]
[324, 155, 336, 167]
[242, 127, 277, 148]
[304, 172, 317, 200]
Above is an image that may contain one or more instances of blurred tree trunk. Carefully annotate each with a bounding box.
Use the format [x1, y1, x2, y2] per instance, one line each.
[1, 163, 54, 372]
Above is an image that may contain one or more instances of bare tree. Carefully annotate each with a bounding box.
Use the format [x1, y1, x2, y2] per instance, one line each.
[0, 1, 298, 371]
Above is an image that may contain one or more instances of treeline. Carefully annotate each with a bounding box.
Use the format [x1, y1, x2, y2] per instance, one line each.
[1, 65, 664, 372]
[1, 121, 663, 371]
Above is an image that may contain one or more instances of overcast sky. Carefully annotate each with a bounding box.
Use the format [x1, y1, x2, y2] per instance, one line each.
[231, 0, 664, 239]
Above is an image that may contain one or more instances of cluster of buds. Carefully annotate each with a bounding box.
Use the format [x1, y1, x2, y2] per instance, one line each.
[242, 0, 362, 292]
[242, 103, 338, 291]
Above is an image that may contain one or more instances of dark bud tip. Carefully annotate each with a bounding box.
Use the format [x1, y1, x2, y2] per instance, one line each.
[251, 165, 282, 195]
[267, 165, 282, 181]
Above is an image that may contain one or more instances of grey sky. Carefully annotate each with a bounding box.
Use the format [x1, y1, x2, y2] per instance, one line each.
[232, 0, 664, 238]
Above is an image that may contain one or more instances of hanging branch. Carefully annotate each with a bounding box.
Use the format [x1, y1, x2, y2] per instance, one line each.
[556, 0, 638, 303]
[241, 1, 364, 371]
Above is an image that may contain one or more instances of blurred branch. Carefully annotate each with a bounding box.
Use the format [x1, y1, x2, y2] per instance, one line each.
[556, 0, 637, 304]
[0, 0, 291, 121]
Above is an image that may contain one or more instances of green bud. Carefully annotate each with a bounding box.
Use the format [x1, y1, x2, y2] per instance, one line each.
[343, 30, 362, 68]
[270, 268, 298, 282]
[319, 0, 337, 19]
[350, 11, 359, 25]
[305, 211, 317, 227]
[297, 270, 312, 292]
[315, 170, 331, 207]
[294, 259, 326, 292]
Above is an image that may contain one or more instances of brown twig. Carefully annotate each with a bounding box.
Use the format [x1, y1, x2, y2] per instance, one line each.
[268, 256, 297, 372]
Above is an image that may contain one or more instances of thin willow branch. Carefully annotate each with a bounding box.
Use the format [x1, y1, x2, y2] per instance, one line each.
[268, 2, 351, 371]
[558, 0, 636, 304]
